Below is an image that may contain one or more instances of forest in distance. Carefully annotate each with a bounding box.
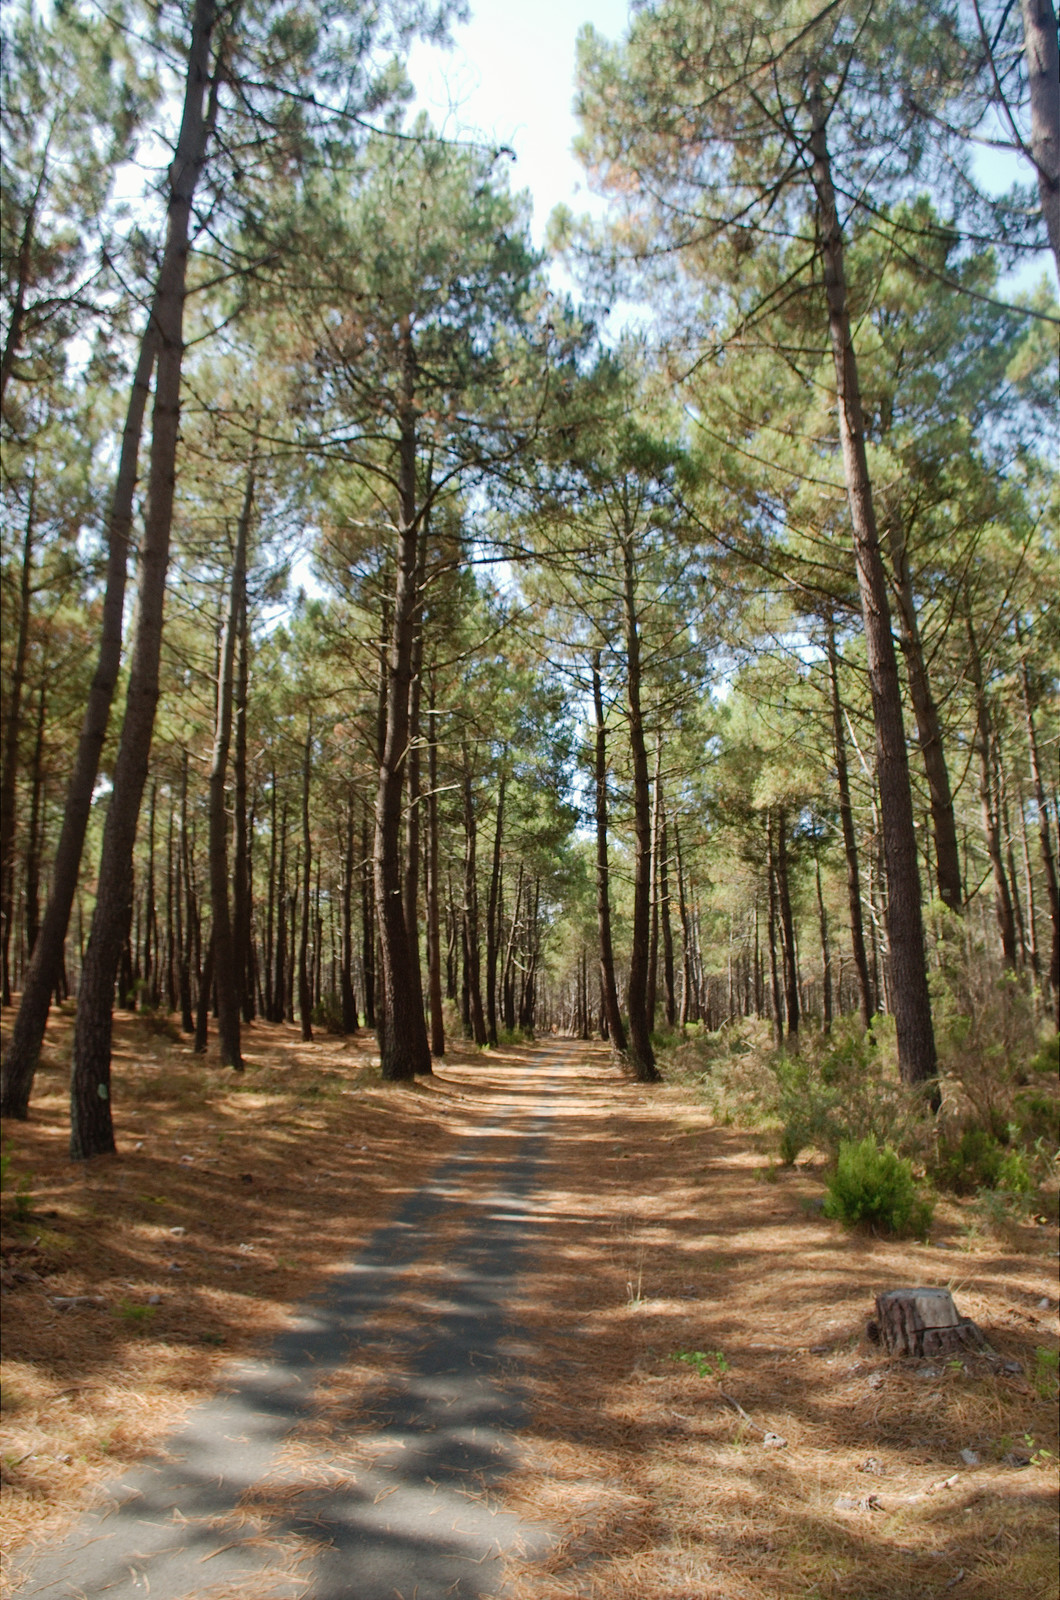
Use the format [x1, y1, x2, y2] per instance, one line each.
[1, 0, 1058, 1170]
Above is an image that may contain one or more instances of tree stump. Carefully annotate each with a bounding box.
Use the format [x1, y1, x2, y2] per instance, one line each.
[867, 1288, 990, 1358]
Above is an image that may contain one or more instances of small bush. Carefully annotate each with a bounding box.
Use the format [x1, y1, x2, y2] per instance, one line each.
[935, 1128, 1038, 1196]
[823, 1137, 933, 1237]
[1033, 1347, 1059, 1400]
[135, 1007, 182, 1042]
[311, 992, 345, 1035]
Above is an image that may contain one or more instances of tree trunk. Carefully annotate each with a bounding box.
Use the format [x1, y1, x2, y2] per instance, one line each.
[591, 651, 627, 1055]
[273, 803, 288, 1024]
[869, 1288, 988, 1359]
[233, 537, 252, 1022]
[1, 322, 158, 1115]
[1021, 653, 1060, 1017]
[1020, 0, 1060, 274]
[373, 330, 431, 1080]
[462, 744, 487, 1046]
[621, 538, 659, 1081]
[341, 791, 358, 1033]
[646, 733, 662, 1028]
[69, 0, 221, 1156]
[0, 475, 35, 1006]
[194, 926, 214, 1054]
[809, 93, 936, 1085]
[23, 677, 47, 963]
[485, 767, 505, 1046]
[177, 753, 193, 1031]
[966, 614, 1018, 969]
[425, 682, 445, 1056]
[298, 720, 313, 1042]
[766, 815, 784, 1048]
[360, 803, 376, 1030]
[403, 539, 430, 1071]
[674, 818, 695, 1028]
[206, 462, 252, 1069]
[886, 514, 964, 913]
[815, 841, 833, 1031]
[826, 623, 875, 1030]
[659, 811, 676, 1026]
[775, 806, 800, 1043]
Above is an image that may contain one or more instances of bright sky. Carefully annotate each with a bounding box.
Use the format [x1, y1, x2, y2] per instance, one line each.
[407, 0, 632, 247]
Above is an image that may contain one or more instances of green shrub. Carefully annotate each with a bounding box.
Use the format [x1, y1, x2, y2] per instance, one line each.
[1028, 1035, 1059, 1076]
[935, 1128, 1038, 1196]
[311, 992, 346, 1035]
[823, 1137, 933, 1237]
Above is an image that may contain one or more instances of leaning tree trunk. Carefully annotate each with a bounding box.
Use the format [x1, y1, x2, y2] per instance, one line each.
[207, 463, 253, 1071]
[621, 538, 659, 1081]
[2, 322, 160, 1115]
[809, 93, 935, 1085]
[591, 651, 627, 1056]
[1020, 0, 1060, 275]
[373, 330, 431, 1081]
[69, 0, 220, 1158]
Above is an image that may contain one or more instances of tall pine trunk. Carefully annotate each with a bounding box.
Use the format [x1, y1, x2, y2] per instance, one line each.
[298, 721, 313, 1042]
[0, 475, 34, 1006]
[886, 515, 963, 913]
[70, 0, 221, 1156]
[462, 745, 487, 1046]
[374, 326, 430, 1079]
[966, 613, 1018, 968]
[1021, 654, 1060, 1018]
[621, 538, 659, 1081]
[809, 93, 935, 1085]
[592, 651, 627, 1055]
[207, 464, 253, 1070]
[485, 767, 505, 1047]
[826, 619, 875, 1028]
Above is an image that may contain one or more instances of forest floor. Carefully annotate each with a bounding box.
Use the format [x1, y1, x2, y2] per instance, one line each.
[0, 1010, 1058, 1599]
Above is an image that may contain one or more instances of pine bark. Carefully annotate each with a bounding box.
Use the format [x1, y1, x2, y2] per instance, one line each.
[1021, 657, 1060, 1017]
[1020, 0, 1060, 273]
[826, 620, 875, 1028]
[298, 721, 313, 1042]
[425, 685, 445, 1055]
[462, 744, 487, 1046]
[0, 478, 35, 1006]
[621, 539, 659, 1081]
[341, 792, 358, 1033]
[592, 652, 627, 1055]
[809, 93, 935, 1084]
[775, 807, 800, 1043]
[374, 324, 431, 1080]
[886, 516, 963, 913]
[966, 614, 1018, 968]
[207, 464, 252, 1069]
[69, 0, 220, 1156]
[485, 767, 505, 1046]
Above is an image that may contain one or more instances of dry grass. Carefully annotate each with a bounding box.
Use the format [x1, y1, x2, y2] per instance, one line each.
[0, 1003, 481, 1577]
[1, 1016, 1057, 1600]
[495, 1047, 1060, 1600]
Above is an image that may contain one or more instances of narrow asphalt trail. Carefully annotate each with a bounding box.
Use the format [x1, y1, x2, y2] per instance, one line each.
[11, 1042, 597, 1600]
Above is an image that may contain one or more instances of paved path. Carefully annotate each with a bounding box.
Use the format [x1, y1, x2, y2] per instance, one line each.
[11, 1046, 586, 1600]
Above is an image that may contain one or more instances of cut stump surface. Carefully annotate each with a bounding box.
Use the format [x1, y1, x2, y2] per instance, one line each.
[869, 1287, 990, 1358]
